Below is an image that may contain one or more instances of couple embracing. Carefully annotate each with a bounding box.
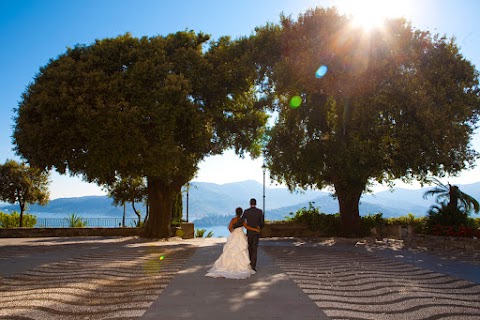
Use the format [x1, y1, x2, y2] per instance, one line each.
[206, 198, 264, 279]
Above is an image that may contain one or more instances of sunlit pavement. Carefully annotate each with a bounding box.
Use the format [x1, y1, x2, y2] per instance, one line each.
[1, 236, 479, 319]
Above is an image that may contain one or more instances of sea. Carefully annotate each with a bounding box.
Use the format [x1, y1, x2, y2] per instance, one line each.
[199, 225, 231, 238]
[23, 211, 232, 237]
[34, 215, 232, 238]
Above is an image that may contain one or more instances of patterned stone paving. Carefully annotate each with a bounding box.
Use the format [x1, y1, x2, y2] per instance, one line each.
[0, 238, 196, 320]
[1, 237, 479, 320]
[363, 238, 480, 266]
[263, 243, 480, 320]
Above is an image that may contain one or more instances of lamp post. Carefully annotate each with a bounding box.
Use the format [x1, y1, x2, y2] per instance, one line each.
[262, 163, 267, 215]
[186, 182, 190, 222]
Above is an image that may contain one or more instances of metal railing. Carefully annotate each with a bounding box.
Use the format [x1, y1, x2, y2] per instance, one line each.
[35, 218, 139, 228]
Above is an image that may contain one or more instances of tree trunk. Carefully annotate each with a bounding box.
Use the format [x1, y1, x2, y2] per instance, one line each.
[335, 184, 363, 237]
[19, 201, 25, 228]
[144, 202, 149, 225]
[122, 203, 126, 227]
[144, 177, 174, 238]
[131, 201, 142, 227]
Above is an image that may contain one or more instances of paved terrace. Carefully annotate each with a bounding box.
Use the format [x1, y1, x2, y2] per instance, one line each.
[0, 236, 479, 319]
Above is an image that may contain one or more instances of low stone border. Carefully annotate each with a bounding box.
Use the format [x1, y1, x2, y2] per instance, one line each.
[406, 234, 480, 251]
[0, 222, 195, 239]
[0, 227, 143, 238]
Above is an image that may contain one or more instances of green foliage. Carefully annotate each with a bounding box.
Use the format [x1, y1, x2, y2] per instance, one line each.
[0, 160, 49, 227]
[286, 203, 341, 236]
[471, 218, 480, 229]
[423, 178, 479, 229]
[65, 213, 87, 228]
[129, 220, 144, 228]
[195, 228, 214, 238]
[423, 178, 479, 213]
[259, 8, 480, 236]
[361, 213, 385, 232]
[106, 176, 146, 227]
[171, 192, 183, 227]
[426, 203, 469, 227]
[385, 213, 428, 234]
[286, 207, 430, 237]
[14, 31, 268, 238]
[385, 213, 421, 225]
[0, 211, 37, 228]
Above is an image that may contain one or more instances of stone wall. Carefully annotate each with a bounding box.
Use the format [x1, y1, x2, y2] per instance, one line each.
[405, 234, 480, 251]
[0, 222, 195, 239]
[262, 222, 479, 253]
[0, 227, 143, 238]
[261, 222, 323, 237]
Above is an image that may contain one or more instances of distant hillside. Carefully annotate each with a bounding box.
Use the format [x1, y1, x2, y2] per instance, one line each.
[1, 196, 141, 218]
[2, 180, 479, 223]
[187, 180, 324, 218]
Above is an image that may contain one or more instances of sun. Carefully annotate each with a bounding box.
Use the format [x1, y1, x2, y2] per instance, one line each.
[337, 0, 411, 31]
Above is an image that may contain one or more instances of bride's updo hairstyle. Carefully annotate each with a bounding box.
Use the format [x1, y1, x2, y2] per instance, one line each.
[235, 207, 243, 216]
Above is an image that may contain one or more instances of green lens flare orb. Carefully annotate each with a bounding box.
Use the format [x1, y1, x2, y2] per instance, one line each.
[159, 255, 165, 260]
[175, 229, 184, 237]
[290, 96, 302, 109]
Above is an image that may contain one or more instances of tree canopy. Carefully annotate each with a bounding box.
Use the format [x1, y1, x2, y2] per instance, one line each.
[0, 159, 50, 227]
[261, 8, 480, 235]
[14, 31, 268, 237]
[106, 176, 147, 226]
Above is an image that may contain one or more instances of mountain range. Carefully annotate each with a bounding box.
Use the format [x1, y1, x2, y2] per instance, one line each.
[1, 180, 479, 223]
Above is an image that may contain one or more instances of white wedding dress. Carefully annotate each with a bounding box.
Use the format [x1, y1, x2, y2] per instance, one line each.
[205, 227, 256, 279]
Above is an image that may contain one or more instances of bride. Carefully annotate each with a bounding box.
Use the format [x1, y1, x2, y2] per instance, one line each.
[205, 207, 260, 279]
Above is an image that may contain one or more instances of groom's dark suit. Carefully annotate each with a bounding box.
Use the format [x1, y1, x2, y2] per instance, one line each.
[234, 206, 264, 270]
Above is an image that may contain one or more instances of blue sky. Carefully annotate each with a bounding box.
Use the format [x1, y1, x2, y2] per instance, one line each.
[1, 0, 480, 199]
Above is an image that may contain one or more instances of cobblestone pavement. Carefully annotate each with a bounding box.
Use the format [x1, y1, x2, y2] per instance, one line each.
[0, 237, 196, 319]
[262, 239, 480, 320]
[360, 237, 480, 266]
[1, 237, 479, 320]
[406, 246, 480, 266]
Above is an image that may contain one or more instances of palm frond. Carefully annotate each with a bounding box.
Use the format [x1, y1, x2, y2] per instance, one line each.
[423, 186, 448, 200]
[458, 191, 480, 213]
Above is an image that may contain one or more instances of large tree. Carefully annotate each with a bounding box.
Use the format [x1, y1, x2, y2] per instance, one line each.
[106, 176, 147, 226]
[0, 159, 50, 227]
[261, 8, 480, 235]
[13, 32, 267, 238]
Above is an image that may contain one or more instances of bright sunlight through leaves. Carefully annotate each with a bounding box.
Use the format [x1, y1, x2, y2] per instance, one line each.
[336, 0, 412, 31]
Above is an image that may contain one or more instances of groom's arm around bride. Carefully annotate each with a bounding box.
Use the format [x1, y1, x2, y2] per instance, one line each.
[233, 198, 264, 233]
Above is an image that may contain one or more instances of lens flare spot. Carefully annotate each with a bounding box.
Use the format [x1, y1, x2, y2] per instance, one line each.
[144, 259, 161, 275]
[289, 96, 302, 109]
[315, 65, 328, 78]
[175, 229, 184, 237]
[159, 255, 165, 260]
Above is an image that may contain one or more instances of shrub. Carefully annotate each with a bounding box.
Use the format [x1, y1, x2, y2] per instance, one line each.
[130, 219, 144, 228]
[195, 228, 213, 238]
[470, 217, 480, 229]
[286, 203, 341, 236]
[430, 224, 480, 238]
[65, 213, 87, 227]
[0, 211, 37, 228]
[386, 213, 428, 233]
[426, 203, 470, 227]
[361, 213, 384, 229]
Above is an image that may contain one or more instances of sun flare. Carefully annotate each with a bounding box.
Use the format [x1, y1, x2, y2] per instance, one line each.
[337, 0, 411, 31]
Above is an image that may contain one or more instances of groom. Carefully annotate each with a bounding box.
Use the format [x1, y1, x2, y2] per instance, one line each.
[233, 198, 264, 271]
